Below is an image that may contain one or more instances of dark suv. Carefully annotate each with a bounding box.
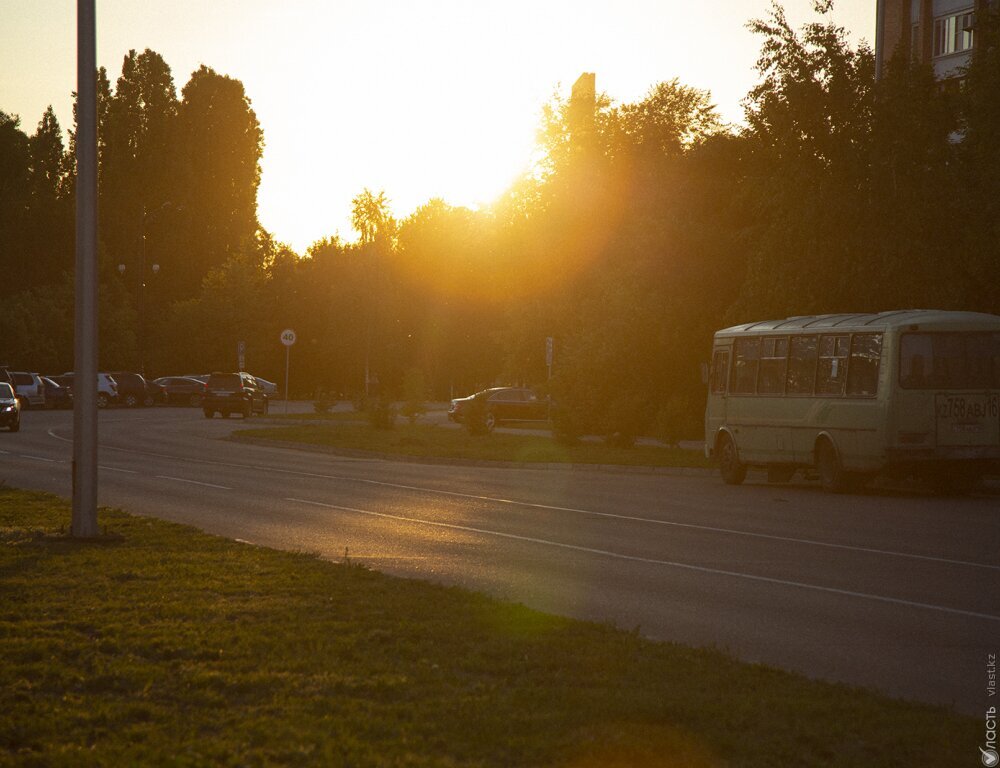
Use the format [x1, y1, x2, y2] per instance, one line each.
[203, 372, 268, 419]
[108, 372, 165, 408]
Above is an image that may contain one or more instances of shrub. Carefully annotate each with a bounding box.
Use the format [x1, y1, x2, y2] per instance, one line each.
[400, 368, 428, 424]
[463, 395, 489, 436]
[365, 397, 397, 430]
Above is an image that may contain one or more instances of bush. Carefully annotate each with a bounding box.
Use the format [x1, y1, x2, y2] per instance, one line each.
[366, 397, 396, 430]
[463, 395, 489, 436]
[400, 368, 427, 424]
[655, 394, 701, 447]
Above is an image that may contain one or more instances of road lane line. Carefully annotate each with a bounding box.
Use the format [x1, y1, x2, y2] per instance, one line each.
[156, 475, 231, 490]
[287, 496, 1000, 623]
[44, 426, 999, 572]
[19, 454, 58, 463]
[99, 466, 138, 474]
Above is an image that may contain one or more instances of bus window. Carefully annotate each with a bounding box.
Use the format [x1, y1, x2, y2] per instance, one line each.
[846, 333, 882, 396]
[968, 333, 1000, 388]
[902, 332, 1000, 389]
[730, 338, 760, 394]
[817, 335, 849, 395]
[757, 337, 788, 394]
[710, 350, 729, 394]
[786, 335, 818, 395]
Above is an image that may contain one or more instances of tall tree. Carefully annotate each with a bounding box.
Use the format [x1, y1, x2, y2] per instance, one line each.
[171, 65, 263, 300]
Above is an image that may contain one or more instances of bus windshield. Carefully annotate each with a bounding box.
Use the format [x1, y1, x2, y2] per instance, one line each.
[899, 332, 1000, 389]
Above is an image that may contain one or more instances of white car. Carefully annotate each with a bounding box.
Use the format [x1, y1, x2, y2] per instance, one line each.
[60, 372, 119, 408]
[11, 372, 46, 409]
[252, 376, 278, 396]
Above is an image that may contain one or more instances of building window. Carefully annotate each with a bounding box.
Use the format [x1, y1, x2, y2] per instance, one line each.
[934, 11, 975, 57]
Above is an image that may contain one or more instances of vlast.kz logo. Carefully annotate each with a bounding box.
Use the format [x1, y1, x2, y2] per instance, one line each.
[986, 655, 998, 766]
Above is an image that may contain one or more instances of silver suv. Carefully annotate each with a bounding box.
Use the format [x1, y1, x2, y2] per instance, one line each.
[11, 372, 46, 409]
[58, 372, 119, 408]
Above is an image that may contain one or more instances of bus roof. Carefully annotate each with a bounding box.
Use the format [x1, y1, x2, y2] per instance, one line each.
[715, 310, 1000, 337]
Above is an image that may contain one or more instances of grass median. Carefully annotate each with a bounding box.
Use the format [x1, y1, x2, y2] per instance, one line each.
[0, 487, 975, 766]
[236, 421, 713, 469]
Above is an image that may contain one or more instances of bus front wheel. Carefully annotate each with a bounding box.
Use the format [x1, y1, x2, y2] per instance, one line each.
[816, 439, 850, 493]
[718, 433, 746, 485]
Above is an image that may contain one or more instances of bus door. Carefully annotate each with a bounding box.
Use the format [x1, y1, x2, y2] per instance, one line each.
[706, 347, 730, 439]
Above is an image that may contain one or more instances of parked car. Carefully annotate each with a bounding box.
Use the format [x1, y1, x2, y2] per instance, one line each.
[54, 372, 119, 408]
[0, 383, 21, 432]
[40, 376, 73, 409]
[108, 371, 165, 407]
[448, 387, 548, 432]
[0, 366, 21, 408]
[152, 376, 208, 407]
[181, 374, 209, 383]
[10, 372, 46, 409]
[202, 372, 268, 418]
[252, 376, 278, 396]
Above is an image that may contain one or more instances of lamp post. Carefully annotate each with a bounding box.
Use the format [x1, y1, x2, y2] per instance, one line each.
[118, 259, 160, 377]
[123, 201, 172, 376]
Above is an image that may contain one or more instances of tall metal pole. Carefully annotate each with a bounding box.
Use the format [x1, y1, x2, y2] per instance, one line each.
[139, 206, 146, 377]
[72, 0, 99, 537]
[284, 345, 290, 416]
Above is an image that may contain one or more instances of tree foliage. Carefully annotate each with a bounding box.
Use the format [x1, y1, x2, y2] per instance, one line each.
[1, 2, 996, 439]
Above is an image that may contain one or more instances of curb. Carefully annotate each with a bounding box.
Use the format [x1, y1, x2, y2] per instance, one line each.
[228, 434, 718, 477]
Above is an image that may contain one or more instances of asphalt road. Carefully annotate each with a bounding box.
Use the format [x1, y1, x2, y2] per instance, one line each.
[1, 405, 997, 715]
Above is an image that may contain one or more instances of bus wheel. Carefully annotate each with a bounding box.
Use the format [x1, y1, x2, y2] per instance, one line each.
[816, 439, 849, 493]
[718, 433, 746, 485]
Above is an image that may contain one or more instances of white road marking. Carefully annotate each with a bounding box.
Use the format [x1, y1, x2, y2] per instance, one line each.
[287, 496, 1000, 623]
[19, 454, 58, 463]
[155, 475, 231, 490]
[99, 465, 138, 474]
[44, 425, 999, 572]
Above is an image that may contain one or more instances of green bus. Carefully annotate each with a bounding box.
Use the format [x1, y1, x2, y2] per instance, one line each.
[704, 310, 1000, 492]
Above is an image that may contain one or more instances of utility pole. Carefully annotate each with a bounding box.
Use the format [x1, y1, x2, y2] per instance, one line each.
[72, 0, 99, 537]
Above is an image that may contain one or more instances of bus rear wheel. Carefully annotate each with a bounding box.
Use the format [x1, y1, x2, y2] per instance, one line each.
[718, 433, 746, 485]
[816, 439, 851, 493]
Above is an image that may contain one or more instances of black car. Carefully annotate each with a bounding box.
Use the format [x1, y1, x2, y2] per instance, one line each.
[40, 376, 73, 409]
[203, 372, 268, 419]
[0, 382, 21, 432]
[152, 376, 207, 407]
[448, 386, 548, 432]
[109, 372, 165, 407]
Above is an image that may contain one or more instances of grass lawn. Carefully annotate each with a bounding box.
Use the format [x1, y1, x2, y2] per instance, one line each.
[235, 421, 713, 469]
[0, 487, 975, 766]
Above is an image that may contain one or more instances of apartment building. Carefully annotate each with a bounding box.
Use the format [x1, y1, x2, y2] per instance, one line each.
[875, 0, 995, 80]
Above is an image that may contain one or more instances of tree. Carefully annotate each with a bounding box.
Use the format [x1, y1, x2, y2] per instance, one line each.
[736, 0, 877, 317]
[171, 65, 263, 300]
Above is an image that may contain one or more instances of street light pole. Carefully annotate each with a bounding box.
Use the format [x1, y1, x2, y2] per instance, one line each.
[136, 202, 170, 376]
[72, 0, 99, 538]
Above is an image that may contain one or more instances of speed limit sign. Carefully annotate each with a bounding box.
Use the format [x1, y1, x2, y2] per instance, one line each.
[280, 329, 297, 347]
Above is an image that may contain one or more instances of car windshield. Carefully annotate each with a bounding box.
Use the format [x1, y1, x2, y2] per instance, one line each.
[0, 383, 14, 399]
[208, 374, 241, 388]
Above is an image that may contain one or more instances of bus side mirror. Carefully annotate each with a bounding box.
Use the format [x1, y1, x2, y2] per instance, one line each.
[700, 362, 709, 386]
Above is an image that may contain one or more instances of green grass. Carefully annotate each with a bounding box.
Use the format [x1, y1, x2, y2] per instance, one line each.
[234, 422, 713, 469]
[0, 487, 975, 766]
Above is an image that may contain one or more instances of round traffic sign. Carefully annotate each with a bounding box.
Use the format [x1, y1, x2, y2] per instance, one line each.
[280, 329, 297, 347]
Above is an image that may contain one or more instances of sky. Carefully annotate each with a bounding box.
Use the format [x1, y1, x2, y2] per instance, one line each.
[0, 1, 875, 253]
